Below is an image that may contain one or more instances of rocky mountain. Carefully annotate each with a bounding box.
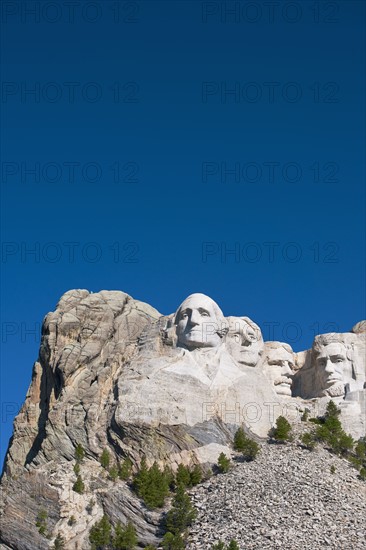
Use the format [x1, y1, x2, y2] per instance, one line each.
[0, 289, 365, 549]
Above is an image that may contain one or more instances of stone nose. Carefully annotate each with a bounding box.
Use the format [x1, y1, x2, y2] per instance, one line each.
[324, 358, 335, 373]
[282, 362, 292, 375]
[189, 310, 200, 326]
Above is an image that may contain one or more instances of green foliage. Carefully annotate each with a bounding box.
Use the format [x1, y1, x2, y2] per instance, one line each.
[217, 452, 231, 473]
[301, 409, 310, 422]
[271, 416, 292, 442]
[189, 464, 203, 485]
[109, 464, 119, 482]
[89, 515, 112, 549]
[313, 401, 354, 456]
[234, 428, 260, 461]
[174, 463, 203, 488]
[75, 443, 85, 463]
[73, 462, 81, 475]
[176, 464, 191, 487]
[112, 521, 138, 549]
[134, 459, 170, 509]
[300, 431, 317, 451]
[234, 427, 246, 451]
[119, 457, 133, 480]
[330, 465, 336, 474]
[212, 541, 226, 549]
[36, 509, 48, 536]
[359, 467, 366, 481]
[100, 449, 111, 470]
[73, 475, 85, 494]
[144, 546, 157, 550]
[347, 456, 362, 470]
[162, 532, 185, 550]
[68, 515, 76, 526]
[355, 439, 366, 460]
[212, 540, 240, 550]
[165, 484, 197, 535]
[51, 533, 65, 549]
[325, 400, 341, 418]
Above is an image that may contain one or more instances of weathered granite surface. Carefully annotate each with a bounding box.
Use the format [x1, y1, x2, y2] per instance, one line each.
[0, 290, 365, 549]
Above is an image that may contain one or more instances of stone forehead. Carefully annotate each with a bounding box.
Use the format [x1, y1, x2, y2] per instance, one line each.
[316, 342, 347, 357]
[174, 293, 224, 319]
[265, 341, 293, 354]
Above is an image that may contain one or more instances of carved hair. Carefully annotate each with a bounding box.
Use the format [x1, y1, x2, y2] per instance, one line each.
[174, 294, 229, 339]
[312, 333, 353, 361]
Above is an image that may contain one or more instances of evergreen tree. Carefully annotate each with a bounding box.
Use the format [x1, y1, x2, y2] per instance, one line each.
[52, 533, 65, 549]
[109, 464, 119, 482]
[234, 428, 260, 461]
[175, 464, 191, 487]
[161, 532, 185, 550]
[73, 462, 81, 475]
[100, 449, 111, 470]
[119, 457, 133, 480]
[189, 464, 203, 485]
[89, 515, 112, 549]
[325, 400, 341, 419]
[113, 521, 137, 549]
[36, 509, 48, 536]
[75, 443, 85, 463]
[271, 416, 292, 442]
[217, 452, 231, 473]
[212, 541, 225, 549]
[73, 475, 85, 494]
[165, 483, 197, 535]
[134, 460, 170, 508]
[300, 431, 316, 451]
[227, 540, 240, 550]
[233, 427, 246, 451]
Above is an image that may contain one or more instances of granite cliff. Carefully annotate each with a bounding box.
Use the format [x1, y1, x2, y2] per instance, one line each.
[0, 290, 365, 549]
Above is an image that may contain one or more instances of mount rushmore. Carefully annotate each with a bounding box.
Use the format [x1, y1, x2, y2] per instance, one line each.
[0, 289, 365, 549]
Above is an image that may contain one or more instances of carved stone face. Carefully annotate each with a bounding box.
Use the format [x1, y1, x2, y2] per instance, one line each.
[226, 317, 264, 367]
[315, 342, 353, 397]
[263, 345, 294, 396]
[174, 294, 224, 351]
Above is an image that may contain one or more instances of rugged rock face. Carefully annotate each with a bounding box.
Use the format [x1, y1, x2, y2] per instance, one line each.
[0, 289, 365, 549]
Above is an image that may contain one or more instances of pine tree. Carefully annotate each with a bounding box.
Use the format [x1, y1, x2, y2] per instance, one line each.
[73, 475, 85, 494]
[271, 416, 292, 442]
[161, 532, 185, 550]
[75, 443, 85, 463]
[227, 540, 240, 550]
[176, 464, 191, 487]
[165, 483, 197, 535]
[119, 457, 133, 480]
[109, 464, 119, 482]
[52, 533, 65, 549]
[134, 460, 169, 509]
[325, 400, 341, 419]
[217, 452, 231, 473]
[189, 464, 203, 485]
[113, 521, 137, 549]
[212, 541, 225, 549]
[234, 427, 246, 451]
[89, 515, 112, 548]
[100, 449, 111, 470]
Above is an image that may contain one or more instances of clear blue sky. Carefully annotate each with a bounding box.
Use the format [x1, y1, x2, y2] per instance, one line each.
[1, 0, 365, 467]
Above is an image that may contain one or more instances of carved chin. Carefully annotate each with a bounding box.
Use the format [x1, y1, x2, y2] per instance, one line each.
[324, 382, 345, 397]
[274, 384, 292, 396]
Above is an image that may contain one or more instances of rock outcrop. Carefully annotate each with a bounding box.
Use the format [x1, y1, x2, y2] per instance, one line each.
[0, 289, 365, 549]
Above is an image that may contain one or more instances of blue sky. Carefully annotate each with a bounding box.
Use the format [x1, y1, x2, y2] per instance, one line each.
[1, 0, 365, 467]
